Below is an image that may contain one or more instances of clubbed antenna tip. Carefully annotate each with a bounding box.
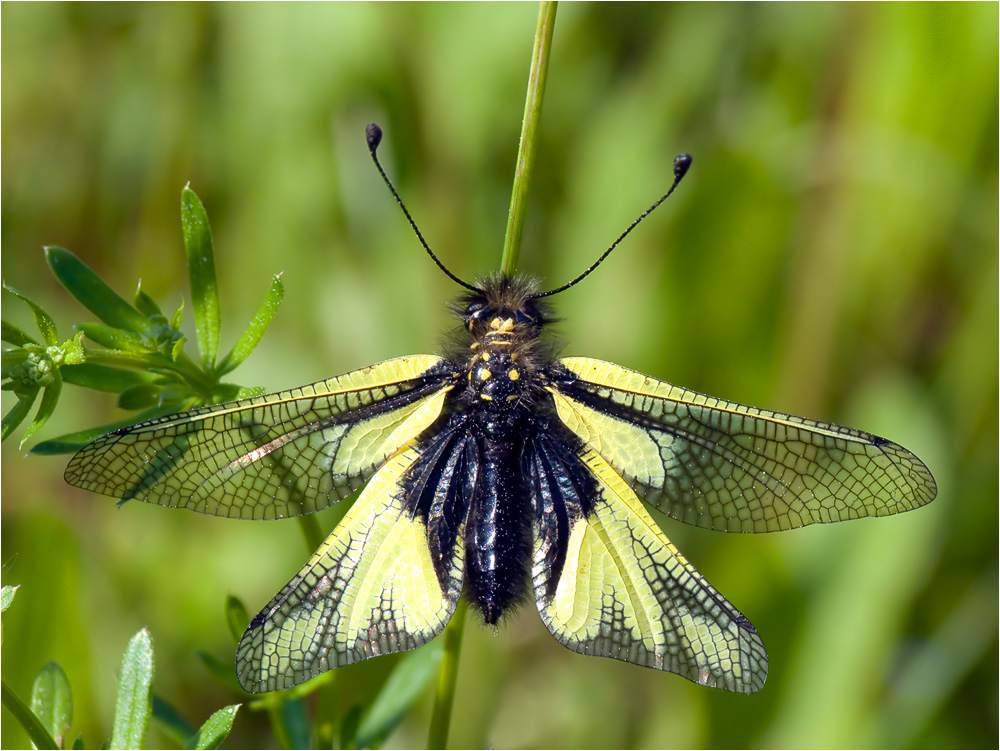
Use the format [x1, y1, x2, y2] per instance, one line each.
[366, 123, 383, 152]
[673, 153, 692, 182]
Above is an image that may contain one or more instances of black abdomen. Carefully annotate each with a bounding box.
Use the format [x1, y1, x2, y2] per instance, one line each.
[465, 436, 531, 624]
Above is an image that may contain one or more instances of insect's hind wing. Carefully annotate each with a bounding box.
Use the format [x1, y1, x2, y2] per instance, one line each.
[236, 387, 462, 693]
[549, 357, 936, 533]
[65, 355, 452, 519]
[528, 433, 767, 693]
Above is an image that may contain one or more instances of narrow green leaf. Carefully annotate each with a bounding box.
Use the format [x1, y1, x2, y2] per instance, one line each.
[1, 585, 17, 646]
[196, 652, 244, 695]
[170, 336, 186, 363]
[356, 642, 444, 749]
[185, 705, 240, 750]
[110, 628, 154, 750]
[30, 405, 178, 455]
[60, 364, 157, 394]
[71, 733, 84, 749]
[2, 391, 38, 443]
[151, 695, 195, 748]
[31, 661, 73, 749]
[181, 186, 221, 369]
[133, 282, 163, 319]
[2, 678, 59, 750]
[19, 370, 63, 448]
[80, 348, 169, 373]
[2, 320, 40, 347]
[45, 247, 147, 333]
[75, 323, 149, 353]
[3, 284, 59, 347]
[2, 585, 19, 612]
[224, 596, 250, 644]
[217, 274, 284, 376]
[116, 384, 162, 411]
[170, 301, 183, 331]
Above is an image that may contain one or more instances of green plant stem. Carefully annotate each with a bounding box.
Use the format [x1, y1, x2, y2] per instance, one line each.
[500, 1, 558, 276]
[427, 600, 468, 750]
[1, 677, 59, 750]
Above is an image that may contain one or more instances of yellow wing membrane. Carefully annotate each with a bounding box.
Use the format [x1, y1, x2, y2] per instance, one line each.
[65, 356, 448, 519]
[532, 444, 767, 693]
[550, 357, 937, 533]
[237, 388, 461, 693]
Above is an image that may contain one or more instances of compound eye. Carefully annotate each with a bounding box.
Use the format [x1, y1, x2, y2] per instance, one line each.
[514, 310, 538, 327]
[470, 305, 495, 323]
[464, 301, 485, 319]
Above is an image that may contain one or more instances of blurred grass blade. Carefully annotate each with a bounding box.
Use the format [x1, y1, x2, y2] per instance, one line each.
[3, 284, 59, 347]
[31, 661, 73, 749]
[152, 695, 196, 747]
[2, 391, 37, 443]
[355, 642, 444, 749]
[217, 273, 283, 376]
[224, 595, 250, 643]
[339, 705, 362, 750]
[181, 186, 221, 370]
[30, 405, 178, 455]
[2, 678, 59, 750]
[110, 628, 154, 750]
[60, 364, 158, 394]
[45, 247, 148, 333]
[280, 697, 310, 751]
[185, 705, 240, 750]
[19, 372, 63, 448]
[196, 651, 244, 694]
[3, 319, 41, 347]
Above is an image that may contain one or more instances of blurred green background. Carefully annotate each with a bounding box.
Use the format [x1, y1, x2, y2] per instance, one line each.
[2, 3, 996, 748]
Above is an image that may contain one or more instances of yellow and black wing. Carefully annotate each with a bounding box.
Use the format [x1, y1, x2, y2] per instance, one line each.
[65, 355, 452, 519]
[527, 431, 767, 693]
[548, 357, 937, 533]
[235, 386, 463, 692]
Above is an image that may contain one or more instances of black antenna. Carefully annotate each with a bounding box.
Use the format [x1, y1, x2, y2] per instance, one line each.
[531, 153, 693, 299]
[366, 123, 479, 293]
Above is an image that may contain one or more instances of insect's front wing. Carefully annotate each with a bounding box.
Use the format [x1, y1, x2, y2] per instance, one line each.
[549, 357, 937, 533]
[64, 355, 449, 519]
[235, 387, 461, 693]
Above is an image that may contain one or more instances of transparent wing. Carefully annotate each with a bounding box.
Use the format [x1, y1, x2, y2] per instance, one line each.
[65, 355, 453, 519]
[549, 357, 937, 533]
[529, 436, 767, 693]
[236, 407, 463, 693]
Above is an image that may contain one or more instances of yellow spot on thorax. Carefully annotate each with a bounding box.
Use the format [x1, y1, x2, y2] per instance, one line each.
[478, 368, 492, 380]
[508, 369, 519, 381]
